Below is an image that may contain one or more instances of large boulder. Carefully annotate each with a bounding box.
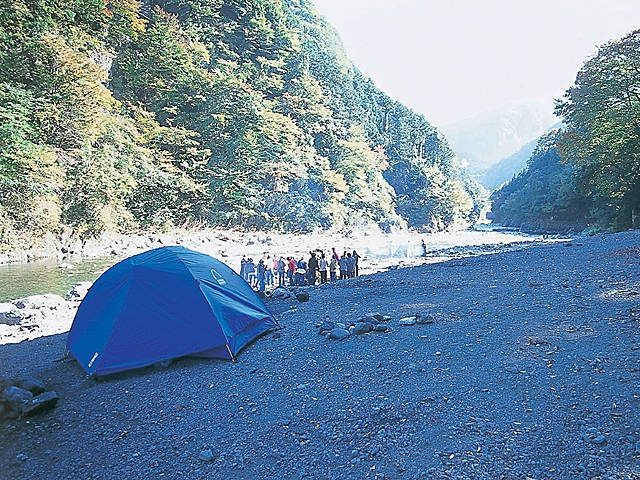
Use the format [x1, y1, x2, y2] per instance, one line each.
[13, 294, 67, 311]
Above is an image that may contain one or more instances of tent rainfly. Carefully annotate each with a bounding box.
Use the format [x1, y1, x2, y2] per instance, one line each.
[67, 246, 278, 376]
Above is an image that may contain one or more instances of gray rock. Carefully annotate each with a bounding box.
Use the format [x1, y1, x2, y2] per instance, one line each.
[399, 316, 417, 326]
[270, 287, 292, 300]
[357, 315, 379, 325]
[0, 303, 21, 325]
[329, 328, 350, 340]
[318, 321, 336, 334]
[199, 449, 215, 462]
[295, 292, 310, 302]
[352, 322, 373, 335]
[16, 376, 46, 395]
[374, 324, 391, 333]
[65, 282, 92, 301]
[13, 294, 66, 310]
[2, 386, 33, 410]
[416, 314, 436, 324]
[23, 391, 59, 417]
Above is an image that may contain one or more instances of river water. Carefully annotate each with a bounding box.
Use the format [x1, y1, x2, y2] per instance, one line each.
[0, 227, 543, 302]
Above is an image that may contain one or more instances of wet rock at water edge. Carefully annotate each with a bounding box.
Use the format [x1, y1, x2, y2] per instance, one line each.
[13, 294, 66, 310]
[65, 282, 92, 302]
[329, 328, 350, 340]
[0, 303, 21, 325]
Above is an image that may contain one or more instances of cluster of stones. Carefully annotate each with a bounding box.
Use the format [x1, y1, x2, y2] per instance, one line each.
[269, 287, 309, 303]
[0, 376, 59, 421]
[316, 313, 393, 340]
[316, 312, 438, 340]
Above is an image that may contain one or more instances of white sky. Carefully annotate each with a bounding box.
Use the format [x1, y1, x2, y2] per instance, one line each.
[312, 0, 640, 126]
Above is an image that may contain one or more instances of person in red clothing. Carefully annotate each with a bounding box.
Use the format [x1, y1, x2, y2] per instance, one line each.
[287, 257, 297, 285]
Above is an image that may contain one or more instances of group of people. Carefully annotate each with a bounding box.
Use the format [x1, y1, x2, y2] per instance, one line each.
[240, 248, 361, 292]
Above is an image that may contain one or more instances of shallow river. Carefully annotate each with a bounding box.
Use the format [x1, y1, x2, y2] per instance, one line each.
[0, 227, 541, 302]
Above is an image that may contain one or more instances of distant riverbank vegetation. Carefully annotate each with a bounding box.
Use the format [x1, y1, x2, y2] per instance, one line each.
[0, 0, 486, 250]
[491, 30, 639, 233]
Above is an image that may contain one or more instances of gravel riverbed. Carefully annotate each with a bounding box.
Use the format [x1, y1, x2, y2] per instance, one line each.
[0, 231, 638, 479]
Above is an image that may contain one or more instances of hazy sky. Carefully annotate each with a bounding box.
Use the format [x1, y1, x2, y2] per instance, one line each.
[312, 0, 640, 126]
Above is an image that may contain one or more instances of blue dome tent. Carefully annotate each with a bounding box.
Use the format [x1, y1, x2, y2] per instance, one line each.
[67, 246, 278, 376]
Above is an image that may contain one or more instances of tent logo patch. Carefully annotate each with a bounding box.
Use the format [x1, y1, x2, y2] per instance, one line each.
[210, 268, 226, 285]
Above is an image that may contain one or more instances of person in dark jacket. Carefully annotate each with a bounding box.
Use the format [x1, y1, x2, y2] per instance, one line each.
[307, 252, 318, 286]
[352, 250, 360, 277]
[256, 259, 266, 292]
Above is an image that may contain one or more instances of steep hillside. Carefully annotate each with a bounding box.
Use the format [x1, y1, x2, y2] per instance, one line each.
[491, 30, 639, 232]
[480, 122, 563, 190]
[490, 131, 591, 232]
[0, 0, 484, 250]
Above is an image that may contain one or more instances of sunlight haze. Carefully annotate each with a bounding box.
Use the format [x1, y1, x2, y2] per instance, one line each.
[312, 0, 640, 126]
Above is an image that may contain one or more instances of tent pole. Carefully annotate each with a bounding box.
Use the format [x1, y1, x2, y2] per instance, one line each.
[226, 344, 236, 363]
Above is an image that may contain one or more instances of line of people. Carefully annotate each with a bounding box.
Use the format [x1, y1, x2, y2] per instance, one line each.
[240, 248, 361, 292]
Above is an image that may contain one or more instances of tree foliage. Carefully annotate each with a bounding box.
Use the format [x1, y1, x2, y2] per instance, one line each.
[492, 30, 640, 232]
[0, 0, 484, 247]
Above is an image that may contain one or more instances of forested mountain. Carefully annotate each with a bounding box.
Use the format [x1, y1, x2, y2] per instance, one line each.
[491, 30, 640, 232]
[0, 0, 484, 248]
[480, 122, 562, 190]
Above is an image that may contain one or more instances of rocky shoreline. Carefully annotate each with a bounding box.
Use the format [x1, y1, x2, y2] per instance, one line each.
[0, 236, 547, 345]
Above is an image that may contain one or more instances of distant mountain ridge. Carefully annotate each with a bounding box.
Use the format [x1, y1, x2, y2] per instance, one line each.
[442, 103, 556, 173]
[480, 121, 563, 190]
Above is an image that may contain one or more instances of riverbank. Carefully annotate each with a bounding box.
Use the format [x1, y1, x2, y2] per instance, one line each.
[0, 227, 545, 302]
[1, 230, 638, 479]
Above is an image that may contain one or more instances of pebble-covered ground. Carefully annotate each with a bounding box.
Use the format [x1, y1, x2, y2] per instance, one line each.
[0, 231, 638, 480]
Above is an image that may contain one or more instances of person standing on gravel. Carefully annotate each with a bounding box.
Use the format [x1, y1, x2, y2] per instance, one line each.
[265, 255, 273, 286]
[352, 250, 360, 277]
[346, 252, 356, 278]
[318, 253, 328, 283]
[332, 247, 340, 261]
[421, 239, 427, 257]
[256, 259, 266, 292]
[296, 257, 307, 286]
[277, 257, 286, 286]
[240, 256, 247, 280]
[287, 257, 297, 285]
[246, 258, 256, 287]
[338, 255, 348, 280]
[329, 255, 337, 281]
[307, 252, 318, 286]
